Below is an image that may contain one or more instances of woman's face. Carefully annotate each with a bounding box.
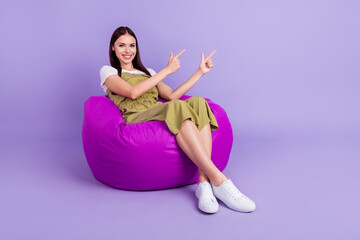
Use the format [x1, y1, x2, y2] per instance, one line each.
[112, 34, 137, 66]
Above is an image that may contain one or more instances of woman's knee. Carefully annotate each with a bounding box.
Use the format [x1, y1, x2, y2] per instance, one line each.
[188, 96, 205, 101]
[182, 118, 194, 126]
[187, 96, 207, 105]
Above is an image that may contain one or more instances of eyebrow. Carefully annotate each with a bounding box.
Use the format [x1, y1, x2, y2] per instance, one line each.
[118, 42, 136, 44]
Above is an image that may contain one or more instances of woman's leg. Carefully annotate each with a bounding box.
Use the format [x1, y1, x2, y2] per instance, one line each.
[197, 123, 213, 182]
[175, 119, 228, 187]
[183, 97, 217, 183]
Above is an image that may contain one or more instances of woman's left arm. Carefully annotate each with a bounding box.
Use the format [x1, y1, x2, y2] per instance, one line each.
[164, 49, 217, 100]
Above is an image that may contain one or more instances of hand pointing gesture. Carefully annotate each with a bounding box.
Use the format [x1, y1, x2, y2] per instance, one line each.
[199, 49, 217, 75]
[166, 49, 186, 74]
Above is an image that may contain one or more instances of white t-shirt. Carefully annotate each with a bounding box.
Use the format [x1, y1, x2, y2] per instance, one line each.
[100, 65, 157, 93]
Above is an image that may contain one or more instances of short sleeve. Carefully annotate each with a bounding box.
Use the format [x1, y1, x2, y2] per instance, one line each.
[147, 68, 157, 77]
[100, 65, 118, 93]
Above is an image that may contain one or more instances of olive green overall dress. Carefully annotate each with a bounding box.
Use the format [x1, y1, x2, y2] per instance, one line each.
[106, 72, 219, 135]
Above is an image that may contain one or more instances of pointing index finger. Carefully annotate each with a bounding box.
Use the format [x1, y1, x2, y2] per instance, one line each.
[174, 49, 186, 59]
[205, 49, 217, 60]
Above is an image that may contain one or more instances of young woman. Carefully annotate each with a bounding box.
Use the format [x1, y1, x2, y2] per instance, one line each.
[100, 26, 256, 214]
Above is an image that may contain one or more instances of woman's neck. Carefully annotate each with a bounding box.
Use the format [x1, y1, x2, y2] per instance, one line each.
[121, 63, 136, 71]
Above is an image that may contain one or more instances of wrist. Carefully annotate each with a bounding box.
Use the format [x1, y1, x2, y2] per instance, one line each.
[196, 68, 205, 76]
[162, 67, 172, 76]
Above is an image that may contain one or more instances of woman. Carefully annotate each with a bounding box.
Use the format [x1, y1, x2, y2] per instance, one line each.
[100, 26, 256, 214]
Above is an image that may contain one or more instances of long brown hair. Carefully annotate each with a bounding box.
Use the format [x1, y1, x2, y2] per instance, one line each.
[109, 26, 151, 77]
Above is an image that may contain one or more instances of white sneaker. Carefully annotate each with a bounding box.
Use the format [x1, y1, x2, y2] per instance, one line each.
[211, 178, 256, 212]
[195, 181, 219, 213]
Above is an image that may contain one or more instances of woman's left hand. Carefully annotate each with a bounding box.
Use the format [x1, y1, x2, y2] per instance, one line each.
[198, 49, 217, 75]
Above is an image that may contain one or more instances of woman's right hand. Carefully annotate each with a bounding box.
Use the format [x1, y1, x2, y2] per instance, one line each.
[165, 49, 185, 74]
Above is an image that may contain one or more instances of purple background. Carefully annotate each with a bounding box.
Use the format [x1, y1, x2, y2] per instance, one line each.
[1, 0, 359, 239]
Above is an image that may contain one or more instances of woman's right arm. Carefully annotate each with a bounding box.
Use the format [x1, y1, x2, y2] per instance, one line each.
[104, 49, 185, 99]
[104, 68, 171, 99]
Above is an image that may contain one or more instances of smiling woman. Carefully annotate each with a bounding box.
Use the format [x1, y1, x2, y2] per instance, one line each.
[94, 26, 256, 214]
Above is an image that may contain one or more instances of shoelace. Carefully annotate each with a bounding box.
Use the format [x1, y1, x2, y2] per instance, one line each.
[224, 182, 247, 200]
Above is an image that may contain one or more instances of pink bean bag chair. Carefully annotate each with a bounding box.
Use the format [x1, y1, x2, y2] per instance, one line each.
[82, 94, 233, 191]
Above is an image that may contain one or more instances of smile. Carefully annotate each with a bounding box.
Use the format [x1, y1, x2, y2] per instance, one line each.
[122, 55, 132, 59]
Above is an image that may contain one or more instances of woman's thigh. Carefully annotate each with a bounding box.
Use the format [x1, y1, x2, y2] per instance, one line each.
[126, 100, 192, 124]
